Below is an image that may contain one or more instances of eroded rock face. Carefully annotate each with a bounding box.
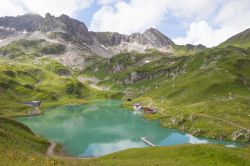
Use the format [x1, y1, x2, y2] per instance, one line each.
[92, 28, 174, 47]
[39, 13, 93, 45]
[122, 66, 183, 84]
[0, 14, 43, 39]
[0, 13, 176, 58]
[0, 13, 177, 69]
[90, 32, 127, 47]
[91, 28, 174, 54]
[0, 14, 43, 32]
[232, 129, 250, 142]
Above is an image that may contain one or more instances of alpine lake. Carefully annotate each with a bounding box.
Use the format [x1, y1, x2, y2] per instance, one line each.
[17, 100, 243, 157]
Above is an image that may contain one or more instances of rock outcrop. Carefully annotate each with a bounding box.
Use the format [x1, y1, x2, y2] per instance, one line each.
[0, 14, 43, 38]
[91, 28, 174, 54]
[39, 14, 93, 45]
[0, 13, 176, 59]
[0, 13, 178, 69]
[0, 14, 43, 32]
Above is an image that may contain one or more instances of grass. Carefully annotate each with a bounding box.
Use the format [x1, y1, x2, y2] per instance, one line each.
[1, 39, 250, 165]
[172, 44, 206, 56]
[0, 39, 65, 58]
[0, 40, 121, 116]
[86, 46, 250, 142]
[219, 28, 250, 48]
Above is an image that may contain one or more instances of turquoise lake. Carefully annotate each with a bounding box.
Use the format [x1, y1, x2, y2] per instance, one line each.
[17, 100, 242, 157]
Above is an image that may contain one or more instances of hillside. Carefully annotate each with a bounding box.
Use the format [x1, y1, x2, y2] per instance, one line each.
[85, 46, 250, 142]
[0, 39, 121, 116]
[219, 28, 250, 48]
[0, 13, 250, 166]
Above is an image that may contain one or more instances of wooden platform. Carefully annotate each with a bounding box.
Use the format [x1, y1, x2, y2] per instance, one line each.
[140, 137, 156, 147]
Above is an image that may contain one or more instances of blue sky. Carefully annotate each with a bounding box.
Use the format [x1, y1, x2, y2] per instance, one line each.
[1, 0, 250, 47]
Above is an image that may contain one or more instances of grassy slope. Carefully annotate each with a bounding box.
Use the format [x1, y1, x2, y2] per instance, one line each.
[0, 39, 120, 116]
[101, 144, 250, 166]
[0, 116, 93, 166]
[219, 28, 250, 48]
[86, 46, 250, 142]
[1, 117, 249, 166]
[126, 47, 250, 142]
[1, 39, 250, 165]
[172, 44, 206, 56]
[84, 50, 188, 93]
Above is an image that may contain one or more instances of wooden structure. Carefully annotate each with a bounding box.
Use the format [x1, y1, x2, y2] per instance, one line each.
[24, 101, 41, 107]
[133, 103, 142, 111]
[24, 101, 42, 115]
[140, 137, 156, 147]
[143, 107, 157, 114]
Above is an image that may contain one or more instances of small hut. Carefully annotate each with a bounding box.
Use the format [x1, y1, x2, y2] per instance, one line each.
[143, 107, 157, 114]
[133, 103, 142, 111]
[24, 101, 41, 115]
[24, 101, 41, 107]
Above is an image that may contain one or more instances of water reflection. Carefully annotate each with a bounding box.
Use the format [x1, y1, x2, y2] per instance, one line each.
[17, 100, 244, 157]
[82, 140, 146, 157]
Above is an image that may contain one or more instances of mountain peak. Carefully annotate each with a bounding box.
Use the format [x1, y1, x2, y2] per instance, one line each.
[143, 27, 174, 47]
[144, 27, 159, 33]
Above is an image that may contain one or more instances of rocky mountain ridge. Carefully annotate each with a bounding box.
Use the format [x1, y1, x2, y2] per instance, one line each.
[0, 13, 175, 56]
[0, 13, 207, 70]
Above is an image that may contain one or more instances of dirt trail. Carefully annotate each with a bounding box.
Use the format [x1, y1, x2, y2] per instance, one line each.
[47, 141, 56, 157]
[77, 76, 109, 91]
[197, 114, 249, 130]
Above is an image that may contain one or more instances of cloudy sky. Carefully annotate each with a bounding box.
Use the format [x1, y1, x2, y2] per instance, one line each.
[1, 0, 250, 47]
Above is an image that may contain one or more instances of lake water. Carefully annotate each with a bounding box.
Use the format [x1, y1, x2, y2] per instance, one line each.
[17, 100, 242, 157]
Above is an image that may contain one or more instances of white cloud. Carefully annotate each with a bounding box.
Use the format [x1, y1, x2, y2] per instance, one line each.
[0, 0, 26, 16]
[22, 0, 94, 17]
[215, 0, 250, 27]
[173, 21, 238, 47]
[90, 0, 219, 34]
[0, 0, 94, 17]
[165, 0, 220, 19]
[90, 0, 168, 34]
[174, 0, 250, 47]
[97, 0, 120, 5]
[82, 139, 146, 157]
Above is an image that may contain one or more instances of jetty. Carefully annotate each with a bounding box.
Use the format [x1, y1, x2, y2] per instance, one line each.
[140, 137, 156, 147]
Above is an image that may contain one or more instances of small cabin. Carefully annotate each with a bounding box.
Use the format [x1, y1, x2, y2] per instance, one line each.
[24, 101, 42, 107]
[143, 107, 157, 114]
[133, 103, 142, 111]
[24, 101, 41, 115]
